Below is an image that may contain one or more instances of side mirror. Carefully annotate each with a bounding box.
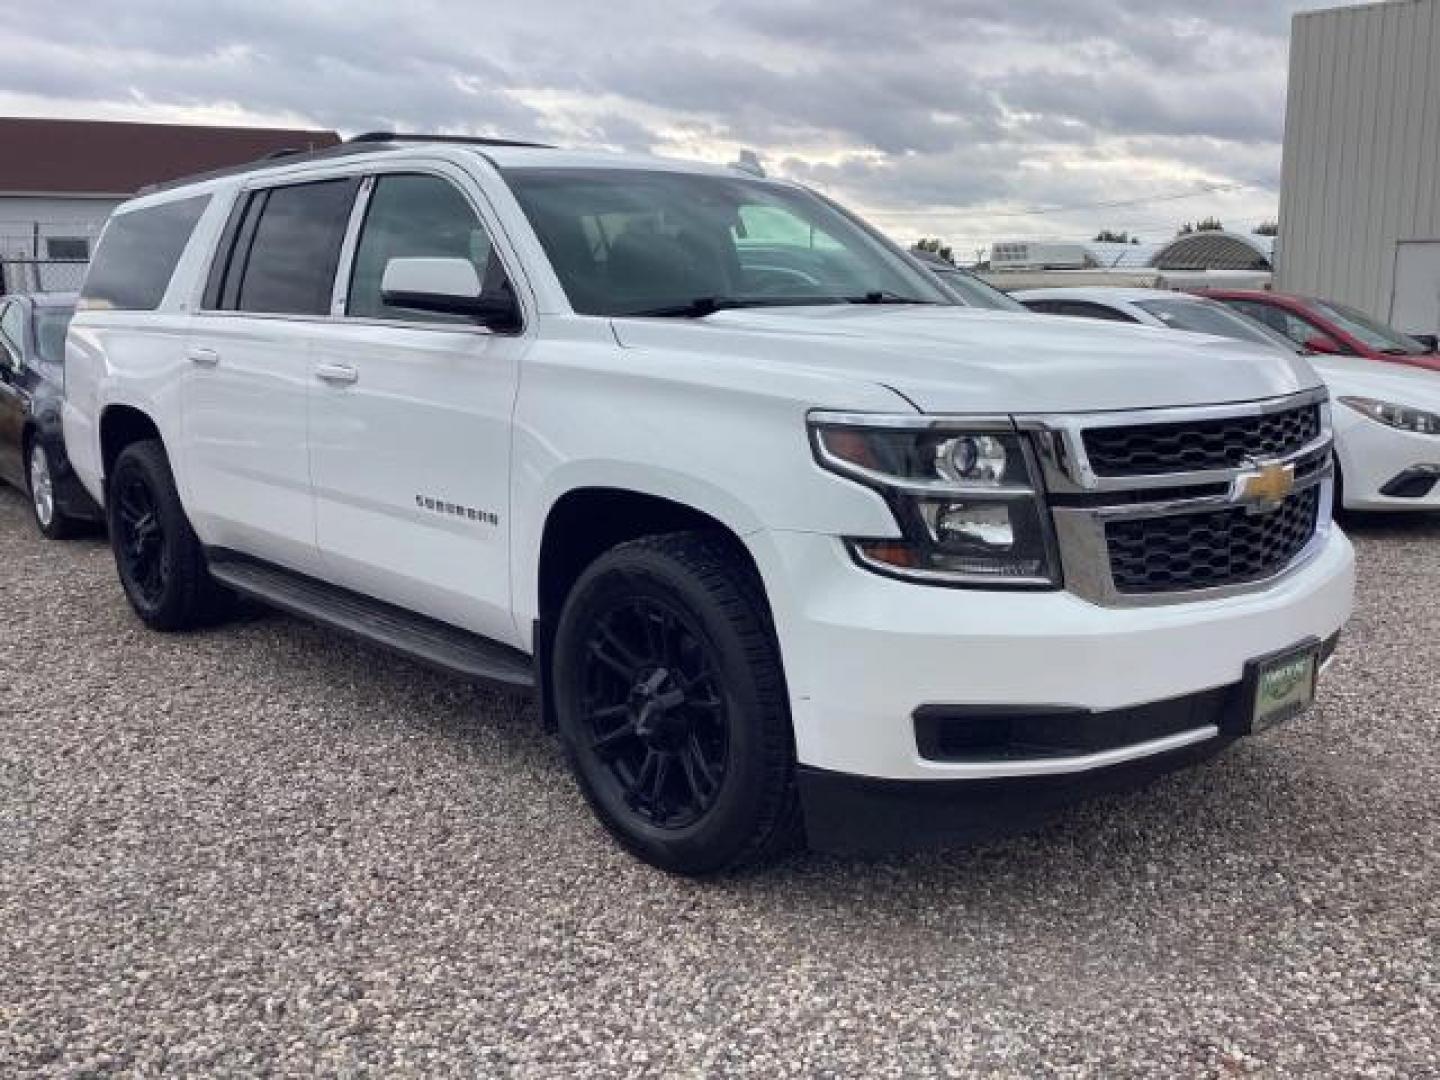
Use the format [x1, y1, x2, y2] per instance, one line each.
[380, 257, 521, 332]
[1303, 331, 1343, 355]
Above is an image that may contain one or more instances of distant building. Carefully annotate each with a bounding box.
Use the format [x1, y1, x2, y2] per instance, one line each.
[987, 233, 1273, 274]
[1277, 0, 1440, 340]
[980, 233, 1274, 292]
[0, 117, 339, 280]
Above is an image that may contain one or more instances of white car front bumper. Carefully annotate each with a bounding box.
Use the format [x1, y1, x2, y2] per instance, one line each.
[1335, 411, 1440, 510]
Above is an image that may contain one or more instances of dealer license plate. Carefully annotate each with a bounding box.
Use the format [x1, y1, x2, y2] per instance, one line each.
[1248, 641, 1320, 733]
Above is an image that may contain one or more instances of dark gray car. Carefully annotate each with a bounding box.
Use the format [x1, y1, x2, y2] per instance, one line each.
[0, 292, 102, 537]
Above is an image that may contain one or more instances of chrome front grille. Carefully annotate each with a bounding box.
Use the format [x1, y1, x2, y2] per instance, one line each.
[1018, 388, 1334, 607]
[1105, 486, 1320, 594]
[1082, 402, 1322, 477]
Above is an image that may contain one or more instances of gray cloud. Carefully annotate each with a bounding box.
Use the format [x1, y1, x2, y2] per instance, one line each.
[0, 0, 1335, 244]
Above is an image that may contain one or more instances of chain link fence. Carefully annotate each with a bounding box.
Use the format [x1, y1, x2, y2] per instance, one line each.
[0, 257, 89, 294]
[1, 217, 101, 296]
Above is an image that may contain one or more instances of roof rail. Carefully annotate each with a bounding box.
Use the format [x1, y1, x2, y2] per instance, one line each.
[137, 139, 402, 196]
[135, 131, 553, 197]
[347, 131, 554, 149]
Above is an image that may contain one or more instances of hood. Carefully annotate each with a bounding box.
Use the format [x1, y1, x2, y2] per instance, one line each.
[1311, 353, 1440, 409]
[611, 305, 1319, 414]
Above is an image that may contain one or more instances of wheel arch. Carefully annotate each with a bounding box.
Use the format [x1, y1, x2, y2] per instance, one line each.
[98, 403, 166, 497]
[528, 485, 778, 731]
[534, 486, 767, 629]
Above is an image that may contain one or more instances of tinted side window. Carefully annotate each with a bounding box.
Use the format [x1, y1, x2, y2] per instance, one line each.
[0, 302, 22, 369]
[1036, 300, 1137, 322]
[80, 195, 210, 311]
[227, 179, 359, 316]
[1075, 301, 1136, 322]
[1, 301, 23, 348]
[347, 174, 501, 324]
[35, 308, 74, 368]
[1228, 300, 1315, 345]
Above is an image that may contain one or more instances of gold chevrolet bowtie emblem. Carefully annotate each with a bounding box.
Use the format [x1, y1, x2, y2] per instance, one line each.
[1239, 462, 1296, 508]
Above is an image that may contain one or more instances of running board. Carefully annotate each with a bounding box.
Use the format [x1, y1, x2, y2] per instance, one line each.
[207, 552, 535, 689]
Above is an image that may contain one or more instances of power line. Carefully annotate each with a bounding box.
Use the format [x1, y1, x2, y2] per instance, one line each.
[876, 179, 1270, 220]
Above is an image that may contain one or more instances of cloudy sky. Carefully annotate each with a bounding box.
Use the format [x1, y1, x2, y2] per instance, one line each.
[0, 0, 1342, 255]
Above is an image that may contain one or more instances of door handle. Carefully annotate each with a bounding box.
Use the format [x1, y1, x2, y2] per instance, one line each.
[187, 347, 219, 368]
[314, 363, 359, 386]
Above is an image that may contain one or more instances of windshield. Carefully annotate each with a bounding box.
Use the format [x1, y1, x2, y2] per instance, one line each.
[1311, 299, 1430, 355]
[934, 267, 1028, 312]
[34, 306, 74, 366]
[503, 167, 951, 317]
[1136, 297, 1297, 354]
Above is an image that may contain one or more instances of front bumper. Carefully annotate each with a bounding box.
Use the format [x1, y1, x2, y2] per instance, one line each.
[1334, 412, 1440, 510]
[752, 525, 1354, 783]
[799, 735, 1234, 855]
[798, 635, 1339, 854]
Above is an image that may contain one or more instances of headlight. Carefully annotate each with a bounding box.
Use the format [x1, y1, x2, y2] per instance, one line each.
[810, 413, 1060, 587]
[1339, 396, 1440, 434]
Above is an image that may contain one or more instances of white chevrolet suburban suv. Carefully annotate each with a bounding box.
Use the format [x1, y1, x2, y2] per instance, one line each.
[64, 134, 1355, 874]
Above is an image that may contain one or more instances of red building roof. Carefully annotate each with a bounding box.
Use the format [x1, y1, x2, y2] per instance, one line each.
[0, 117, 341, 196]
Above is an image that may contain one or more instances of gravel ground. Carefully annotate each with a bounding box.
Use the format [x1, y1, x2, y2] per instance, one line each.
[1, 484, 1437, 1078]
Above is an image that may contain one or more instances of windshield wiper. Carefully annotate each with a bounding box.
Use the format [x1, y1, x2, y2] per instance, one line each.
[624, 291, 943, 318]
[624, 296, 847, 318]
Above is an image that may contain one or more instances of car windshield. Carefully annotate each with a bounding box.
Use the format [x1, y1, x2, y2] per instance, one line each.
[503, 167, 952, 317]
[1136, 297, 1296, 354]
[1311, 299, 1430, 355]
[934, 267, 1028, 312]
[34, 305, 74, 366]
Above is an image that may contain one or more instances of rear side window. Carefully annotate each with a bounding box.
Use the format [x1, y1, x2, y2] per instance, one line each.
[0, 302, 23, 368]
[1226, 299, 1322, 347]
[34, 307, 74, 367]
[1024, 299, 1137, 322]
[1022, 299, 1066, 315]
[1056, 300, 1137, 322]
[209, 178, 359, 317]
[80, 194, 210, 311]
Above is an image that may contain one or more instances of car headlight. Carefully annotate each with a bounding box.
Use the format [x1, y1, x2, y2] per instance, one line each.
[809, 413, 1060, 587]
[1339, 396, 1440, 434]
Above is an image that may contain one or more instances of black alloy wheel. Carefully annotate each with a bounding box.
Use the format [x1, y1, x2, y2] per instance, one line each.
[580, 596, 729, 830]
[115, 468, 168, 607]
[554, 532, 800, 875]
[106, 440, 232, 631]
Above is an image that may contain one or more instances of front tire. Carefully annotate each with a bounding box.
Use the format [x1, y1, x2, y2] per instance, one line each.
[27, 440, 78, 540]
[553, 532, 800, 875]
[107, 440, 231, 631]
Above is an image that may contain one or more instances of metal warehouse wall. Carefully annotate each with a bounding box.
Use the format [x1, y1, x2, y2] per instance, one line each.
[1276, 0, 1440, 323]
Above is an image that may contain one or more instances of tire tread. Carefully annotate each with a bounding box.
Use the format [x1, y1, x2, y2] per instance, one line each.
[108, 440, 232, 631]
[558, 530, 802, 874]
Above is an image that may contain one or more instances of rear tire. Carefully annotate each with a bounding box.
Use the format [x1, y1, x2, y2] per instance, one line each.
[27, 440, 79, 540]
[553, 532, 801, 875]
[107, 440, 232, 631]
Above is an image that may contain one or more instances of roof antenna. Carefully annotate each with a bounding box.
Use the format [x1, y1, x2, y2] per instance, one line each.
[730, 149, 766, 178]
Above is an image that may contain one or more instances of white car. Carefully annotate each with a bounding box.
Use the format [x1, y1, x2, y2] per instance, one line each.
[1015, 287, 1440, 511]
[63, 137, 1353, 873]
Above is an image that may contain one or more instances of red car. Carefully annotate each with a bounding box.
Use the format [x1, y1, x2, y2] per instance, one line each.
[1195, 288, 1440, 373]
